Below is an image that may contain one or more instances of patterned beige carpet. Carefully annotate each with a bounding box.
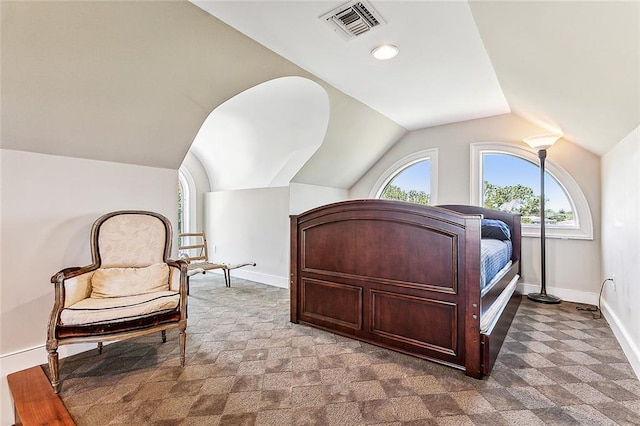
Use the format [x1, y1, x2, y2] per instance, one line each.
[50, 274, 640, 425]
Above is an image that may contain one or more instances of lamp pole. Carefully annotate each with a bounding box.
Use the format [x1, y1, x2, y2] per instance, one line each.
[523, 134, 562, 304]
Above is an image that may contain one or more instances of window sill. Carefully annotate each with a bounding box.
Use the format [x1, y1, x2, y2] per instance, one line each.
[521, 227, 593, 240]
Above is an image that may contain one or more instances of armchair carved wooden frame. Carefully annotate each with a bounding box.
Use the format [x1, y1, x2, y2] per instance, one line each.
[47, 210, 188, 393]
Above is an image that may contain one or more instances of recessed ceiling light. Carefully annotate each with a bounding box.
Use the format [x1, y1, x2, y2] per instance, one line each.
[371, 44, 399, 60]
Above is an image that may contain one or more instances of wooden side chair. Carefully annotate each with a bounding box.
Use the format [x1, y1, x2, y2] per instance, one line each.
[178, 231, 255, 287]
[47, 210, 188, 393]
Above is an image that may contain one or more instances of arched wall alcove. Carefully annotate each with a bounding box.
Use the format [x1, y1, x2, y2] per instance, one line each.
[189, 76, 330, 191]
[184, 76, 331, 288]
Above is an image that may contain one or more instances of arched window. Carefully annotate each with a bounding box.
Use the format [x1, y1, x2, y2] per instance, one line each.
[178, 168, 195, 234]
[370, 148, 438, 205]
[471, 142, 593, 240]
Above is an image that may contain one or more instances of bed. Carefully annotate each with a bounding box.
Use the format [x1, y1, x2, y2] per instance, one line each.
[289, 200, 522, 378]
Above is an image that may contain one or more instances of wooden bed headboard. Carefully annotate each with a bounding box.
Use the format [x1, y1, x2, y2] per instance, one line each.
[289, 199, 522, 377]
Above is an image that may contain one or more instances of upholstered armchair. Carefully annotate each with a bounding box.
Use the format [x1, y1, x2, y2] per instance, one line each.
[47, 210, 188, 393]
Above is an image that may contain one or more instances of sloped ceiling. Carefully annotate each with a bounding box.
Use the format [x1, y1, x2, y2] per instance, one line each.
[469, 1, 640, 155]
[1, 0, 404, 188]
[192, 0, 510, 131]
[2, 1, 638, 192]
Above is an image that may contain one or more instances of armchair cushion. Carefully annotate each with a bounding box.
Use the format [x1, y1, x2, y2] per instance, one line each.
[90, 263, 169, 298]
[63, 272, 94, 308]
[98, 214, 167, 267]
[60, 290, 179, 326]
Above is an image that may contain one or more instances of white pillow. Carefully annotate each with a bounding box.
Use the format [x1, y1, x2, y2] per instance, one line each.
[91, 263, 170, 298]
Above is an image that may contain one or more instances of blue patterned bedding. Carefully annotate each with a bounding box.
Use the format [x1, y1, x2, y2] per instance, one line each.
[480, 239, 512, 290]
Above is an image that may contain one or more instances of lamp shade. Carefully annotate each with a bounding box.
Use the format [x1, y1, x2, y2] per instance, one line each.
[523, 134, 562, 150]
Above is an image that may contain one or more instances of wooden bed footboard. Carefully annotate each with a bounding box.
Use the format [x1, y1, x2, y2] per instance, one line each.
[290, 200, 521, 378]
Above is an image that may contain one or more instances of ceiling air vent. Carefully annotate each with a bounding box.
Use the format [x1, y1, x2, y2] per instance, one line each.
[321, 1, 386, 41]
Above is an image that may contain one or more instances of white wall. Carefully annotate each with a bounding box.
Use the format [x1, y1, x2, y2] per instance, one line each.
[200, 184, 349, 289]
[350, 113, 602, 303]
[289, 182, 348, 215]
[601, 126, 640, 378]
[205, 187, 291, 288]
[0, 149, 178, 425]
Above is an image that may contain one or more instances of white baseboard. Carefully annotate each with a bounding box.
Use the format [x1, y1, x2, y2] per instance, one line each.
[231, 269, 288, 288]
[198, 268, 289, 289]
[601, 298, 640, 381]
[517, 282, 599, 305]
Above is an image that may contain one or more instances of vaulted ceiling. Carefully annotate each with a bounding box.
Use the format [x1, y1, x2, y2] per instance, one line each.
[1, 0, 404, 189]
[2, 1, 638, 191]
[193, 0, 639, 156]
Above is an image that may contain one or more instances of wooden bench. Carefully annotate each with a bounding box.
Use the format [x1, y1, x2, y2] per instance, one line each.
[178, 232, 255, 287]
[7, 365, 75, 425]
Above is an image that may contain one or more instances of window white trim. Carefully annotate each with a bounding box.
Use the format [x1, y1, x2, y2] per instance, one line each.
[470, 142, 593, 240]
[178, 167, 196, 234]
[369, 148, 438, 204]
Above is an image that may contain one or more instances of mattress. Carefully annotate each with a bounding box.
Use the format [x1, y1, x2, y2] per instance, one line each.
[480, 239, 512, 290]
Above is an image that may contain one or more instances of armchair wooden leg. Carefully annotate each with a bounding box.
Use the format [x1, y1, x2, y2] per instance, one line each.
[97, 342, 103, 354]
[161, 330, 167, 343]
[179, 328, 186, 367]
[46, 340, 60, 394]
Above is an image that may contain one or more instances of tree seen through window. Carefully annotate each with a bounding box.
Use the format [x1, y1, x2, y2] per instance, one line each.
[380, 160, 430, 205]
[482, 153, 574, 226]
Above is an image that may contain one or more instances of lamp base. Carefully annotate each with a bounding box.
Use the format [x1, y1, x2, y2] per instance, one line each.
[527, 292, 562, 304]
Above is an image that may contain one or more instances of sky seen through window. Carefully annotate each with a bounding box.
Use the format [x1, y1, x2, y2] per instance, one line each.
[383, 154, 572, 215]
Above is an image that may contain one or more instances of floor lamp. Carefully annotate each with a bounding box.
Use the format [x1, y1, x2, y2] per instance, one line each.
[523, 134, 562, 304]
